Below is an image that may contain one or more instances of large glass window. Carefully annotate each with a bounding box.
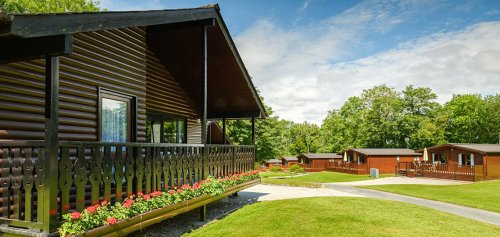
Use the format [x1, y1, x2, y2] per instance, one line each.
[145, 113, 186, 144]
[101, 92, 132, 142]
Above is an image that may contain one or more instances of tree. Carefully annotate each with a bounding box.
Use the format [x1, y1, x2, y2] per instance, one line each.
[288, 122, 320, 155]
[402, 85, 440, 116]
[361, 85, 403, 147]
[0, 0, 101, 13]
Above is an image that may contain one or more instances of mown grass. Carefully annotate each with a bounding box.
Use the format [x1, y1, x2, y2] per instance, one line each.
[363, 180, 500, 213]
[259, 171, 294, 178]
[184, 197, 500, 237]
[261, 171, 393, 187]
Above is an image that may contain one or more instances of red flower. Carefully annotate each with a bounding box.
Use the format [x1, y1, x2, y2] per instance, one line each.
[101, 200, 108, 206]
[168, 189, 176, 195]
[143, 194, 151, 200]
[151, 191, 162, 197]
[137, 192, 144, 197]
[193, 182, 200, 189]
[106, 217, 118, 225]
[86, 205, 97, 214]
[123, 199, 135, 208]
[70, 212, 81, 220]
[182, 184, 191, 190]
[177, 189, 183, 193]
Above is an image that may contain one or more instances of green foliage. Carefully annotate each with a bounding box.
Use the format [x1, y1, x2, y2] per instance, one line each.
[268, 166, 281, 172]
[288, 164, 304, 173]
[0, 0, 102, 13]
[59, 171, 260, 236]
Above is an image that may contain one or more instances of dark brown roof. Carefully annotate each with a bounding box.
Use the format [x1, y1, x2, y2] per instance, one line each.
[426, 143, 500, 154]
[298, 153, 342, 159]
[282, 156, 298, 161]
[0, 5, 266, 119]
[348, 148, 421, 156]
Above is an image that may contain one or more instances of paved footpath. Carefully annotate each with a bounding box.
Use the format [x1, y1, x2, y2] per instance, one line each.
[327, 183, 500, 226]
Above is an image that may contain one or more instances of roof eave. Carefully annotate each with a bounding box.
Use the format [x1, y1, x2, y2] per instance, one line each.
[212, 9, 267, 119]
[2, 8, 217, 38]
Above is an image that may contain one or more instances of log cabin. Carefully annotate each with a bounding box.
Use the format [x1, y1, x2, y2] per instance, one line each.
[0, 5, 264, 235]
[298, 153, 342, 172]
[326, 148, 421, 174]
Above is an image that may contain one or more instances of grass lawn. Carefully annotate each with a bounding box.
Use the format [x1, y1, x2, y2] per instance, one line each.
[261, 171, 393, 187]
[259, 171, 294, 178]
[362, 180, 500, 213]
[185, 197, 500, 237]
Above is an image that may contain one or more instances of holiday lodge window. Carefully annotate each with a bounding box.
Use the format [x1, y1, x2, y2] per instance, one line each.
[100, 90, 134, 142]
[146, 113, 186, 144]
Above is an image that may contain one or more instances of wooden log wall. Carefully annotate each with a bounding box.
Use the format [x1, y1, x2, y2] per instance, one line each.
[0, 27, 202, 142]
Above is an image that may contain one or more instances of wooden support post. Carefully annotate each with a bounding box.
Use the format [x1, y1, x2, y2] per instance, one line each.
[222, 118, 226, 145]
[44, 55, 60, 233]
[201, 25, 208, 145]
[251, 117, 255, 145]
[202, 25, 208, 179]
[199, 205, 207, 221]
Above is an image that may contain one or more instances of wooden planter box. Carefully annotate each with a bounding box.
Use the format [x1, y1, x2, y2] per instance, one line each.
[78, 179, 260, 237]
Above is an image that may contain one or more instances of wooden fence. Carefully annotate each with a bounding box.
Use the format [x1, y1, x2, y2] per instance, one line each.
[325, 161, 369, 174]
[0, 141, 255, 235]
[396, 162, 479, 181]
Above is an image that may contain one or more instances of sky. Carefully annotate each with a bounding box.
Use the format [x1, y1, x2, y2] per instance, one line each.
[100, 0, 500, 125]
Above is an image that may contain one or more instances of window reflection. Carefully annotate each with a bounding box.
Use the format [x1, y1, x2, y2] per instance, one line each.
[102, 98, 129, 142]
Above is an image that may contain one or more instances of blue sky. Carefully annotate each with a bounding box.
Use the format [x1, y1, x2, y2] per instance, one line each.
[101, 0, 500, 124]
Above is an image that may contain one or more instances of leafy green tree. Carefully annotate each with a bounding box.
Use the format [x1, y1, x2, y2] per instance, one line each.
[288, 122, 320, 155]
[0, 0, 101, 13]
[361, 85, 403, 147]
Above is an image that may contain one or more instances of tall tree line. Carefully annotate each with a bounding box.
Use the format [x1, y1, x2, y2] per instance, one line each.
[226, 85, 499, 162]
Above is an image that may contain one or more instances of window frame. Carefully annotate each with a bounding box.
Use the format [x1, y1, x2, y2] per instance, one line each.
[98, 88, 137, 142]
[145, 111, 187, 144]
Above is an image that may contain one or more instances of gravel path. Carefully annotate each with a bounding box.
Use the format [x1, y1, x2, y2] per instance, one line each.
[330, 176, 471, 186]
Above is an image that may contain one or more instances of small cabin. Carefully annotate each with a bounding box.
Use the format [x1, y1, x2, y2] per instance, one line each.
[297, 153, 342, 172]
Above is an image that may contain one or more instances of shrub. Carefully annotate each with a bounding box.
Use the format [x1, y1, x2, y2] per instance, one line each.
[269, 166, 281, 172]
[59, 170, 260, 236]
[288, 164, 304, 173]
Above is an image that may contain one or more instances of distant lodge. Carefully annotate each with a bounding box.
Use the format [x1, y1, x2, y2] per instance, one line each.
[262, 143, 500, 182]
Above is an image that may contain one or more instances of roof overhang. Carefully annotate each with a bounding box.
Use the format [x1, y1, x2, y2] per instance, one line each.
[423, 144, 491, 155]
[0, 5, 266, 119]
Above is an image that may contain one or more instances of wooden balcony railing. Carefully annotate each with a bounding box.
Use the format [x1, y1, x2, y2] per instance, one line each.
[396, 162, 478, 181]
[0, 141, 255, 235]
[325, 161, 369, 174]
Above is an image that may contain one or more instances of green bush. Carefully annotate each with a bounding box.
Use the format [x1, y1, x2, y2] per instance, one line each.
[269, 166, 282, 172]
[288, 164, 304, 173]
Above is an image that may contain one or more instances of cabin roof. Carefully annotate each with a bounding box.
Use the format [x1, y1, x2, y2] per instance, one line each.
[282, 156, 298, 161]
[264, 159, 282, 164]
[0, 4, 266, 119]
[298, 153, 343, 159]
[424, 143, 500, 154]
[347, 148, 421, 156]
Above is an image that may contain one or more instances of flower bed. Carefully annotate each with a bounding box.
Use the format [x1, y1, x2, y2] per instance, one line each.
[60, 170, 260, 237]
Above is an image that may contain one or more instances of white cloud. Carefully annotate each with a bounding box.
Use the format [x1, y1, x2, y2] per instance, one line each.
[235, 1, 500, 125]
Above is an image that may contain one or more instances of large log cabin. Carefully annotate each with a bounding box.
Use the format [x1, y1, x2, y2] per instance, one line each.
[0, 5, 264, 235]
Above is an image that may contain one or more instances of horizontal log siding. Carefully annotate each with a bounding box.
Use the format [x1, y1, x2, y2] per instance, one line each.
[187, 118, 202, 144]
[0, 60, 45, 140]
[145, 50, 198, 118]
[145, 46, 202, 144]
[0, 27, 148, 141]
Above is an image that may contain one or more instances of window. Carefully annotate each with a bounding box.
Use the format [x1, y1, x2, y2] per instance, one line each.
[100, 90, 134, 142]
[145, 113, 186, 144]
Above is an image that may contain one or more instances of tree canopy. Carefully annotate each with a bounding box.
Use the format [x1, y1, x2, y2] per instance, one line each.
[0, 0, 101, 13]
[231, 85, 498, 162]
